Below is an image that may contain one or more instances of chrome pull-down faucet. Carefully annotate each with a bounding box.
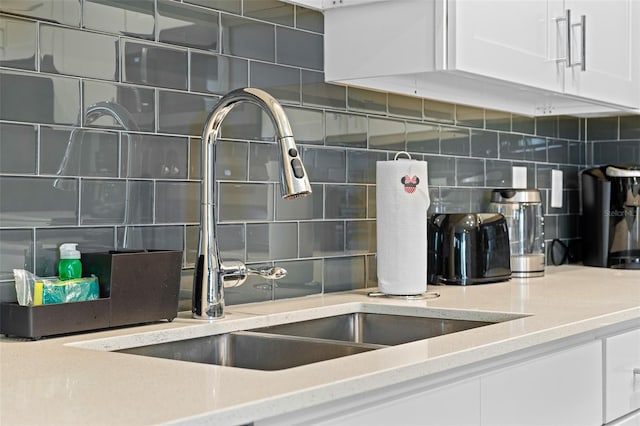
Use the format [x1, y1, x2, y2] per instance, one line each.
[192, 88, 312, 320]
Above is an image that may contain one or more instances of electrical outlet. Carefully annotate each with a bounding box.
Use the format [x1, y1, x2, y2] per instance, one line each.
[551, 169, 563, 208]
[512, 166, 527, 189]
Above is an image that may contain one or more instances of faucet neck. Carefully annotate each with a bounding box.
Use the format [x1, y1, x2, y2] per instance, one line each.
[192, 88, 309, 320]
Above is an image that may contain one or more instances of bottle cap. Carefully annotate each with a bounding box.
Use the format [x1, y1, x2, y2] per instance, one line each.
[59, 243, 80, 259]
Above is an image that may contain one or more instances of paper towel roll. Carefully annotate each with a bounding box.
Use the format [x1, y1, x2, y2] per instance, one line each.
[376, 155, 429, 295]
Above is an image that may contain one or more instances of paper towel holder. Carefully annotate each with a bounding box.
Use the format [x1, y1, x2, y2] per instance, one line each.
[394, 151, 412, 160]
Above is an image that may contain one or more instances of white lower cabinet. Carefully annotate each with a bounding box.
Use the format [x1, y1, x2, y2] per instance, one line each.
[480, 340, 602, 426]
[604, 328, 640, 424]
[260, 340, 603, 425]
[312, 378, 481, 426]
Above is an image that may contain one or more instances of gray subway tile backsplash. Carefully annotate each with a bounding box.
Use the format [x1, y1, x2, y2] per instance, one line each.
[122, 40, 188, 90]
[325, 185, 366, 219]
[301, 70, 346, 109]
[39, 126, 119, 177]
[369, 118, 405, 151]
[276, 26, 323, 70]
[274, 259, 322, 300]
[83, 0, 155, 40]
[0, 70, 79, 125]
[190, 53, 248, 95]
[301, 147, 346, 183]
[158, 90, 217, 136]
[295, 7, 324, 33]
[325, 112, 367, 148]
[244, 0, 294, 26]
[246, 222, 297, 261]
[0, 123, 37, 174]
[157, 0, 218, 51]
[470, 129, 499, 158]
[221, 14, 275, 62]
[40, 25, 119, 81]
[1, 0, 635, 307]
[0, 16, 36, 70]
[249, 61, 301, 103]
[155, 181, 200, 223]
[122, 134, 188, 179]
[1, 0, 80, 27]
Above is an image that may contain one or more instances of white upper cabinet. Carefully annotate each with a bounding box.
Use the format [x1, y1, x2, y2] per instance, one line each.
[324, 0, 640, 116]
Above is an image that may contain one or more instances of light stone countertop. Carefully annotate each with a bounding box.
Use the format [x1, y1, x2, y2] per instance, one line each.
[1, 265, 639, 425]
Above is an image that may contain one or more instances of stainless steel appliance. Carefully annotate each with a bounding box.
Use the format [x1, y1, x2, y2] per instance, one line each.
[581, 165, 640, 269]
[488, 189, 545, 278]
[427, 213, 511, 285]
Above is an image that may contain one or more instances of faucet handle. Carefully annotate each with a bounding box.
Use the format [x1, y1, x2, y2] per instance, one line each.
[247, 265, 287, 280]
[220, 261, 287, 288]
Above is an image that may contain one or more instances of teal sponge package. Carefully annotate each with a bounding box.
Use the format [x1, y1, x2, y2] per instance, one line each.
[35, 276, 99, 305]
[13, 269, 100, 306]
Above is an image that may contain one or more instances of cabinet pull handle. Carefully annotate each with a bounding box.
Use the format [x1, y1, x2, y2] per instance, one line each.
[580, 15, 586, 71]
[565, 9, 572, 68]
[634, 368, 640, 376]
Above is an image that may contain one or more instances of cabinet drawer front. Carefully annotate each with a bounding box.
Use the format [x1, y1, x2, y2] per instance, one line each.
[605, 328, 640, 423]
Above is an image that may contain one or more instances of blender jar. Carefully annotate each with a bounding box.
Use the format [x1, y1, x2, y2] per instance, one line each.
[488, 189, 545, 277]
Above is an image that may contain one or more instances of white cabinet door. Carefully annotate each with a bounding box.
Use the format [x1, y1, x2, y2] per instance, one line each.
[449, 0, 563, 92]
[563, 0, 640, 107]
[605, 328, 640, 423]
[481, 340, 603, 426]
[258, 378, 481, 426]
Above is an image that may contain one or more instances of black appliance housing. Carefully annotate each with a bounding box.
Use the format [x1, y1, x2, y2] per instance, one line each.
[581, 165, 640, 269]
[428, 213, 511, 285]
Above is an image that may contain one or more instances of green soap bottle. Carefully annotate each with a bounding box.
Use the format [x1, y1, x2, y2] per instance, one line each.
[58, 243, 82, 281]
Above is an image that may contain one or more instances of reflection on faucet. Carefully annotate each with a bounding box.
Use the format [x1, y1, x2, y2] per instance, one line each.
[54, 101, 141, 248]
[193, 88, 312, 320]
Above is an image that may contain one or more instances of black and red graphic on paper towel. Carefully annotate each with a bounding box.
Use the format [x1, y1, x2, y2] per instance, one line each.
[401, 175, 420, 194]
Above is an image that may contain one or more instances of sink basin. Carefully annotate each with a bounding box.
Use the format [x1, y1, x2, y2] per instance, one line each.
[116, 331, 379, 371]
[75, 305, 525, 372]
[249, 312, 494, 346]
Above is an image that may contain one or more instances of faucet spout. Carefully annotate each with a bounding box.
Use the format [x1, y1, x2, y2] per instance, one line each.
[193, 88, 312, 319]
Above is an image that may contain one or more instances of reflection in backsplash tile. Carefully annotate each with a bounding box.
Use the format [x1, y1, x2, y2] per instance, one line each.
[221, 14, 275, 62]
[122, 134, 189, 179]
[1, 0, 633, 307]
[324, 256, 365, 293]
[388, 94, 422, 119]
[0, 16, 36, 70]
[369, 118, 405, 151]
[190, 53, 248, 95]
[157, 0, 218, 51]
[302, 70, 346, 109]
[274, 259, 322, 300]
[0, 0, 81, 26]
[40, 25, 119, 81]
[325, 112, 367, 148]
[83, 0, 154, 40]
[247, 222, 297, 261]
[244, 0, 294, 26]
[40, 127, 119, 177]
[122, 40, 188, 90]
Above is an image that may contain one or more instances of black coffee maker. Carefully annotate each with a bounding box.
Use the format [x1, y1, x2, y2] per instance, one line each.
[581, 164, 640, 269]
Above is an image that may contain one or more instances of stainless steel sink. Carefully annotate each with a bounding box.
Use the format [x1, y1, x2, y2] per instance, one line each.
[249, 312, 494, 346]
[117, 331, 379, 371]
[112, 311, 513, 371]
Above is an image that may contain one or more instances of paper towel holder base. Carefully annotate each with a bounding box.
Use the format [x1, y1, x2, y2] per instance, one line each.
[367, 291, 440, 300]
